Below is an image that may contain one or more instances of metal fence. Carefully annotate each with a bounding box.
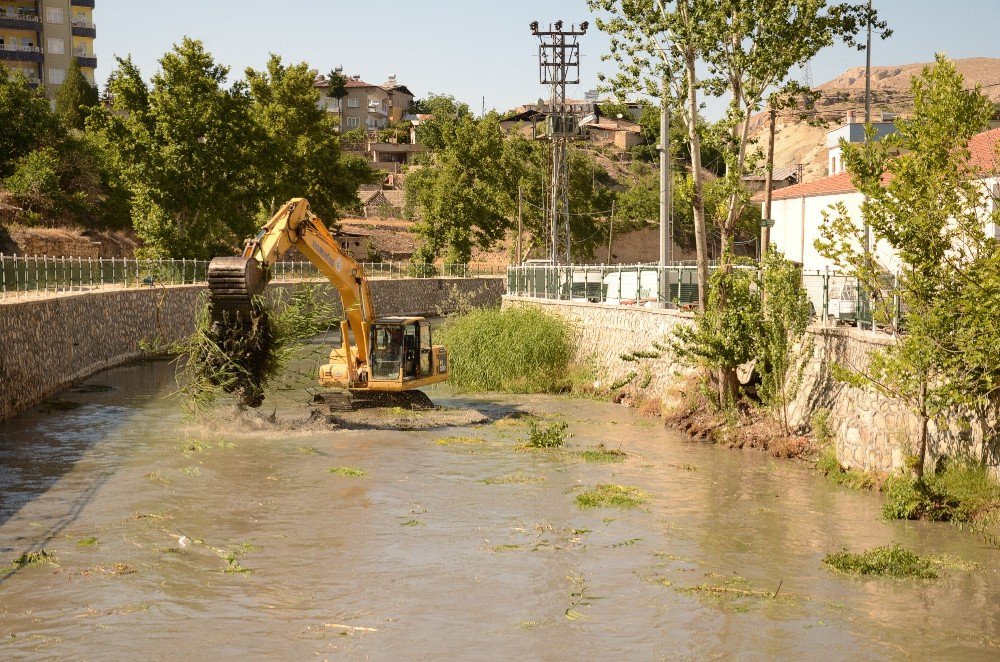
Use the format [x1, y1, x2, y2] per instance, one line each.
[508, 264, 901, 331]
[0, 254, 505, 300]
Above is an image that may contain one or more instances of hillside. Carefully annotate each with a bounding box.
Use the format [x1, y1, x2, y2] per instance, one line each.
[753, 57, 1000, 183]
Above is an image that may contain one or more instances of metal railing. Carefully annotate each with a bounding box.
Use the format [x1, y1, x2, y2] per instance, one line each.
[508, 264, 902, 331]
[0, 255, 505, 300]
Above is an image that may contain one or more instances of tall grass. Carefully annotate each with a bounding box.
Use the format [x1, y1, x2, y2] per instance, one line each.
[436, 307, 574, 393]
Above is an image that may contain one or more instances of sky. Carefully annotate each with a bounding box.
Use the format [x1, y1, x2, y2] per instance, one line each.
[92, 0, 1000, 119]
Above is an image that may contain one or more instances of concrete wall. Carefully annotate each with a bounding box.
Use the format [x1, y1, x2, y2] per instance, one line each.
[0, 277, 503, 423]
[503, 296, 998, 476]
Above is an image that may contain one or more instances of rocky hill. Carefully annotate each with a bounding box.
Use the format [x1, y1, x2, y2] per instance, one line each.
[754, 57, 1000, 183]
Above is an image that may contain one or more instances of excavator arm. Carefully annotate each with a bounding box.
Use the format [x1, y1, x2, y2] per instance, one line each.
[207, 198, 375, 386]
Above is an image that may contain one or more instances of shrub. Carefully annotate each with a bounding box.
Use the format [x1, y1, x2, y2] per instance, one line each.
[817, 446, 879, 491]
[575, 484, 647, 510]
[823, 544, 938, 579]
[436, 306, 574, 392]
[527, 420, 569, 448]
[882, 462, 1000, 523]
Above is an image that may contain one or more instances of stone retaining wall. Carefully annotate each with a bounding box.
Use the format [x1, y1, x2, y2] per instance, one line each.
[0, 277, 503, 423]
[502, 296, 998, 476]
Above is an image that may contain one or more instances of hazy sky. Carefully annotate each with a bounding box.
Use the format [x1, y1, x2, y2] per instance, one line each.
[92, 0, 1000, 118]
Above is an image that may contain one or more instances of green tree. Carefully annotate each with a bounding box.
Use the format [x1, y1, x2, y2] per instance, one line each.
[55, 58, 99, 130]
[0, 64, 62, 177]
[246, 55, 376, 223]
[92, 39, 267, 258]
[412, 94, 472, 149]
[405, 112, 511, 264]
[815, 55, 997, 477]
[325, 68, 347, 100]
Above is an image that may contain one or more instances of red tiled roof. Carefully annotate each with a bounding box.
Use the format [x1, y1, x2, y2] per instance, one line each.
[345, 78, 376, 88]
[966, 126, 1000, 173]
[751, 171, 857, 202]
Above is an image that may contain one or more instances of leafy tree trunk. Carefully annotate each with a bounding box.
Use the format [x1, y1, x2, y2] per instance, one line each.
[682, 44, 709, 312]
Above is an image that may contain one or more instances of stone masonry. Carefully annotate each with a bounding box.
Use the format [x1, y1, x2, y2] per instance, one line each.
[0, 277, 503, 423]
[503, 296, 998, 477]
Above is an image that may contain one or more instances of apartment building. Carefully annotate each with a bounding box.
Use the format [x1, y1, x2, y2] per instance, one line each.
[0, 0, 96, 100]
[314, 73, 414, 131]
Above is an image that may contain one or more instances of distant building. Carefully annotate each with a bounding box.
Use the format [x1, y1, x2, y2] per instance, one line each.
[826, 110, 898, 175]
[313, 72, 414, 131]
[359, 189, 406, 218]
[742, 166, 799, 194]
[0, 0, 97, 101]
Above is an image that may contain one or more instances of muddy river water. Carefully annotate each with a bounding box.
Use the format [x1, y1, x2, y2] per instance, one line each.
[1, 359, 999, 660]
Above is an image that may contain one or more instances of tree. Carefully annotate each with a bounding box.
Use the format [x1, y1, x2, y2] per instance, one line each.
[91, 39, 264, 258]
[411, 94, 472, 150]
[0, 64, 62, 177]
[246, 55, 376, 223]
[815, 55, 997, 477]
[325, 68, 347, 100]
[405, 112, 511, 264]
[591, 0, 711, 310]
[55, 58, 99, 130]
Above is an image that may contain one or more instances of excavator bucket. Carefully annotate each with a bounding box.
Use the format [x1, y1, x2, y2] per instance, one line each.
[207, 256, 267, 319]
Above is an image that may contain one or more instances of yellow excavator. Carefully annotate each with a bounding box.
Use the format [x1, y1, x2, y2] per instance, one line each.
[206, 198, 448, 409]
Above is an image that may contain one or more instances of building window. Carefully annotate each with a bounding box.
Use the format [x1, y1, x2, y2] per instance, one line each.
[347, 97, 360, 108]
[48, 68, 66, 85]
[47, 38, 64, 55]
[46, 7, 65, 23]
[346, 116, 360, 128]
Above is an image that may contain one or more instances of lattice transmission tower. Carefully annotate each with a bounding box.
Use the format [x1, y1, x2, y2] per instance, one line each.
[530, 20, 588, 263]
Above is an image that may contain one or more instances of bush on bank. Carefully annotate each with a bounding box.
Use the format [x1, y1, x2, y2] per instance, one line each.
[436, 307, 574, 393]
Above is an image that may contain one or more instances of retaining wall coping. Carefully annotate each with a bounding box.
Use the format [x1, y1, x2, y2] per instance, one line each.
[502, 295, 695, 321]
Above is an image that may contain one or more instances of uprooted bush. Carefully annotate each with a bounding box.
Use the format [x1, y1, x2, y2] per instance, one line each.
[435, 306, 574, 393]
[176, 285, 335, 412]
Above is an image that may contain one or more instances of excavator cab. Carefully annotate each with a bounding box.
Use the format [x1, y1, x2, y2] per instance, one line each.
[367, 318, 447, 387]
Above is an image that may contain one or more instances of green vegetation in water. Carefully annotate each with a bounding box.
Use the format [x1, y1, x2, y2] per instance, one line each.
[9, 549, 57, 569]
[576, 484, 647, 510]
[329, 466, 368, 477]
[493, 544, 522, 552]
[679, 574, 790, 611]
[823, 544, 939, 579]
[882, 461, 1000, 527]
[180, 466, 201, 477]
[178, 439, 211, 455]
[435, 307, 574, 392]
[76, 537, 98, 547]
[220, 542, 260, 574]
[435, 436, 486, 446]
[177, 285, 336, 412]
[817, 446, 880, 490]
[527, 420, 569, 448]
[579, 444, 627, 463]
[400, 519, 424, 526]
[296, 446, 322, 455]
[217, 440, 237, 449]
[480, 472, 545, 485]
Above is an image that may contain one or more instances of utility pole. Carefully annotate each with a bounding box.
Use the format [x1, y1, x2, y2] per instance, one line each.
[530, 20, 588, 264]
[761, 105, 777, 260]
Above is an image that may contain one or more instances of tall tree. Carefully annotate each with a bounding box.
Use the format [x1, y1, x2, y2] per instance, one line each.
[325, 68, 347, 100]
[0, 64, 62, 177]
[91, 39, 264, 258]
[246, 55, 376, 223]
[55, 58, 99, 130]
[815, 56, 997, 477]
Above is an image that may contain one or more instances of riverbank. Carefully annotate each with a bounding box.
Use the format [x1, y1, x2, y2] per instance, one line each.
[2, 360, 998, 658]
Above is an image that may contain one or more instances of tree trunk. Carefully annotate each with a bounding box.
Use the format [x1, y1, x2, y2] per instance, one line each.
[683, 45, 709, 312]
[914, 379, 929, 479]
[718, 366, 740, 409]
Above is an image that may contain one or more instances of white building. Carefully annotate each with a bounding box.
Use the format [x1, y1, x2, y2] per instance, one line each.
[825, 110, 898, 176]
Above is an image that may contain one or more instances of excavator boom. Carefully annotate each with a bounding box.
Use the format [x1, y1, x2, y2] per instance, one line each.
[205, 198, 447, 403]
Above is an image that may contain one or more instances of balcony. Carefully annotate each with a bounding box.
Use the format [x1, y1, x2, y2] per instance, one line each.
[0, 44, 43, 63]
[0, 10, 41, 31]
[71, 0, 96, 8]
[71, 18, 96, 38]
[74, 48, 97, 69]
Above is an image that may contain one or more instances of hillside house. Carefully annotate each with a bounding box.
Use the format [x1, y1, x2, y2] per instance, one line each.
[359, 189, 406, 218]
[313, 73, 414, 131]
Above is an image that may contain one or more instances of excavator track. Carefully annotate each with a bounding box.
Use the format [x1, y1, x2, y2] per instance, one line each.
[207, 256, 267, 319]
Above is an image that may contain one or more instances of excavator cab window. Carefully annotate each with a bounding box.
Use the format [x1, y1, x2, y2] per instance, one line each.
[419, 321, 432, 375]
[370, 325, 403, 380]
[402, 323, 418, 379]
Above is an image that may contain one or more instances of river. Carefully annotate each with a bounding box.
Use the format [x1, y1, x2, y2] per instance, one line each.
[1, 359, 998, 659]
